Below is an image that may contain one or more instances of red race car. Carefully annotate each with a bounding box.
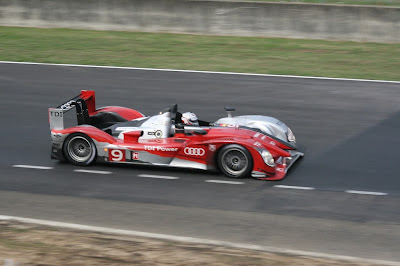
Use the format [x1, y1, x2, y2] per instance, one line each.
[49, 91, 303, 180]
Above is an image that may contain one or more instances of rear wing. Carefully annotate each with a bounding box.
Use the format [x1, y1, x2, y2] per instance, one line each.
[49, 90, 96, 130]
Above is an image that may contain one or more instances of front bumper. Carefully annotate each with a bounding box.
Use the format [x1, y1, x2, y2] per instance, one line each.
[251, 150, 304, 180]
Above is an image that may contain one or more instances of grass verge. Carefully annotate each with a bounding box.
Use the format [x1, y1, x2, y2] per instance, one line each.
[0, 26, 399, 81]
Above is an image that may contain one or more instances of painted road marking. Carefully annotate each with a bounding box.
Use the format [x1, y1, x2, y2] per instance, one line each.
[346, 190, 388, 196]
[74, 169, 112, 175]
[138, 174, 179, 180]
[9, 164, 392, 196]
[205, 180, 244, 185]
[0, 61, 398, 84]
[274, 185, 315, 190]
[12, 165, 53, 170]
[0, 215, 398, 266]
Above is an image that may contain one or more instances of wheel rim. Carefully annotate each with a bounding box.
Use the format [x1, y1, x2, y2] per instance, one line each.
[67, 136, 93, 163]
[221, 148, 248, 176]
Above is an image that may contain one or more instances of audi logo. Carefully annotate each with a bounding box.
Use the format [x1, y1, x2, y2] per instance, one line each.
[184, 147, 205, 156]
[60, 100, 76, 110]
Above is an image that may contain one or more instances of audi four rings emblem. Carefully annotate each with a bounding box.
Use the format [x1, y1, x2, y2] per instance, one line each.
[184, 147, 205, 156]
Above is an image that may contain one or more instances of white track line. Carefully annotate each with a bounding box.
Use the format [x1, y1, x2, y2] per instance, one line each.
[274, 185, 315, 190]
[346, 190, 388, 196]
[8, 164, 392, 196]
[0, 215, 398, 266]
[138, 174, 179, 180]
[0, 61, 398, 84]
[12, 165, 53, 170]
[74, 169, 112, 175]
[205, 180, 244, 185]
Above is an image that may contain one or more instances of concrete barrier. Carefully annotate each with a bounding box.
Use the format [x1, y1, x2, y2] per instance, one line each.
[0, 0, 399, 42]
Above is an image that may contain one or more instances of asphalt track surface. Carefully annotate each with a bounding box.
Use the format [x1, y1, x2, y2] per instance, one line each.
[1, 62, 400, 262]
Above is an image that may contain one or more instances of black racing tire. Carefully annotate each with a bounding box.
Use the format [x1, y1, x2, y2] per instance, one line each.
[217, 144, 253, 179]
[63, 133, 97, 166]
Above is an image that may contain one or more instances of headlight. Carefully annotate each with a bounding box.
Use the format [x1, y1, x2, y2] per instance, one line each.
[261, 150, 275, 167]
[287, 127, 296, 142]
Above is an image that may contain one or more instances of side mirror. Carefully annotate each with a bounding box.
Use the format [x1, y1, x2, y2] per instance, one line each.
[224, 106, 236, 118]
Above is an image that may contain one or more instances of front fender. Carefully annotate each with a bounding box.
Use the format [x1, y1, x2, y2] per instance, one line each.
[246, 122, 275, 136]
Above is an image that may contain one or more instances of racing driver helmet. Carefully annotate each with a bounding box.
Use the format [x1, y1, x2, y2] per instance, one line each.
[181, 112, 199, 126]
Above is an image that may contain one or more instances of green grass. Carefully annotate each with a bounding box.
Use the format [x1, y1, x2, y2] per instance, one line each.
[1, 26, 399, 81]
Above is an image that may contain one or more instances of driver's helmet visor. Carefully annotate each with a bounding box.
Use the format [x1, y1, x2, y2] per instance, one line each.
[186, 118, 199, 126]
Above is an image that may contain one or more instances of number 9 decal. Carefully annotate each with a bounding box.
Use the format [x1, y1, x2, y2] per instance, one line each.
[109, 149, 125, 162]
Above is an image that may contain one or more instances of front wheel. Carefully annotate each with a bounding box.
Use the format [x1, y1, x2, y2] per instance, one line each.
[217, 144, 253, 178]
[63, 133, 97, 166]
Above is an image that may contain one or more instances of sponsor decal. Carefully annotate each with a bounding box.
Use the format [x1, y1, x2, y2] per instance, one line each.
[261, 136, 266, 140]
[254, 141, 262, 147]
[254, 133, 261, 138]
[49, 110, 63, 117]
[144, 146, 178, 152]
[51, 132, 62, 138]
[208, 144, 216, 152]
[148, 130, 163, 138]
[132, 152, 139, 160]
[148, 138, 163, 143]
[109, 149, 126, 162]
[270, 141, 276, 146]
[276, 167, 284, 172]
[220, 123, 235, 127]
[60, 100, 76, 110]
[155, 130, 163, 138]
[184, 147, 205, 156]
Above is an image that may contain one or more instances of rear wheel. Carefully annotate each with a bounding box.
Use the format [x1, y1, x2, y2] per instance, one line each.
[218, 144, 253, 178]
[63, 133, 97, 166]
